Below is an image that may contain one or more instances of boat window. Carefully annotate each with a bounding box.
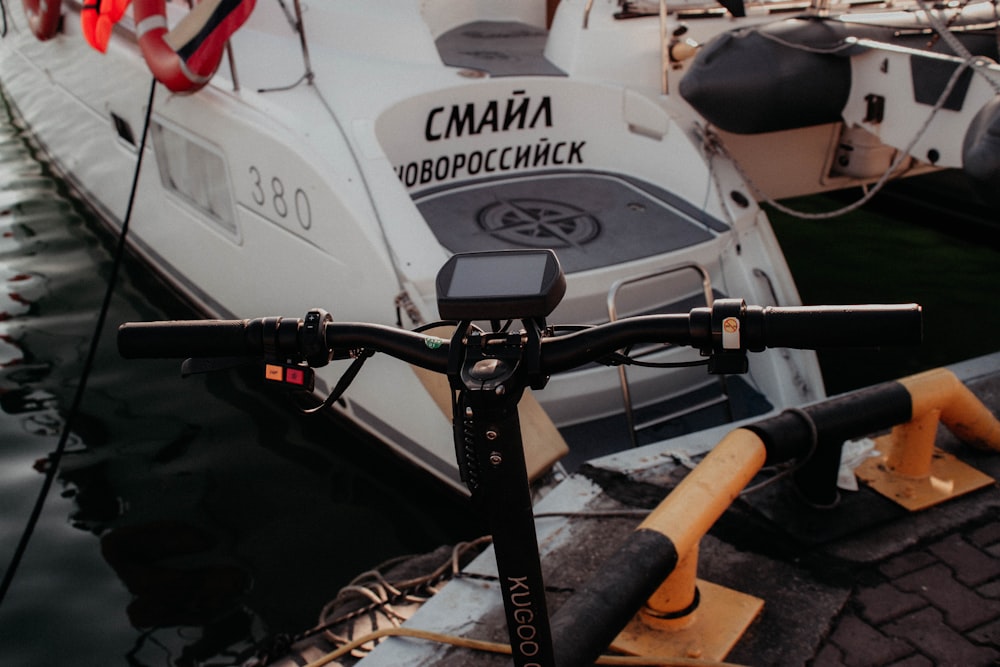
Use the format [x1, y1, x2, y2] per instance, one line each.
[150, 121, 238, 236]
[414, 171, 726, 273]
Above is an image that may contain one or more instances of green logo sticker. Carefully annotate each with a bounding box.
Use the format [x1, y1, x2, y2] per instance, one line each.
[424, 337, 444, 350]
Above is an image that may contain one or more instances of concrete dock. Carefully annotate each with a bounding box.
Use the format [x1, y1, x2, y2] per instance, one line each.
[342, 352, 1000, 666]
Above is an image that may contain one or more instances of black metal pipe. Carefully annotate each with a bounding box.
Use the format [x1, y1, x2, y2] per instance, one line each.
[744, 381, 913, 506]
[550, 530, 679, 667]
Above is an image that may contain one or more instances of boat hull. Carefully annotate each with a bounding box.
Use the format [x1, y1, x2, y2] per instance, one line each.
[0, 0, 825, 491]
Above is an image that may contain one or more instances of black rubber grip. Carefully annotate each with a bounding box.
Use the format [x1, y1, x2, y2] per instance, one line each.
[753, 303, 922, 350]
[117, 320, 260, 358]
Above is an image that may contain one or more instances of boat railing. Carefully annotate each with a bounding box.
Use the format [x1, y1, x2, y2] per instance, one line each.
[285, 0, 314, 85]
[586, 0, 675, 93]
[607, 262, 718, 445]
[224, 42, 240, 91]
[249, 0, 313, 93]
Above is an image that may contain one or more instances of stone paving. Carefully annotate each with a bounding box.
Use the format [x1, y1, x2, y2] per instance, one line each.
[812, 521, 1000, 667]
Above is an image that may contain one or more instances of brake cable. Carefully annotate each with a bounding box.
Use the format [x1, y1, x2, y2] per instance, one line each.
[297, 349, 375, 415]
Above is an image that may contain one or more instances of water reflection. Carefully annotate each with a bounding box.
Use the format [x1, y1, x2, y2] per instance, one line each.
[45, 359, 478, 665]
[0, 122, 142, 667]
[0, 98, 479, 666]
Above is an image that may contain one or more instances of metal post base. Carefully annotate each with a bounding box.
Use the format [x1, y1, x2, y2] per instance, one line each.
[855, 437, 994, 511]
[609, 579, 763, 662]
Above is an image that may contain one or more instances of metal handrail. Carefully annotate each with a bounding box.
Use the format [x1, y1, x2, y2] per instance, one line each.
[606, 262, 715, 446]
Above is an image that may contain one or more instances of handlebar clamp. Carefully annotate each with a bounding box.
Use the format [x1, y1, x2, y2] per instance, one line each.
[690, 298, 751, 375]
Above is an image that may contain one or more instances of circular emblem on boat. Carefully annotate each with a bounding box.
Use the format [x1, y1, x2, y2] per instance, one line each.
[477, 199, 600, 248]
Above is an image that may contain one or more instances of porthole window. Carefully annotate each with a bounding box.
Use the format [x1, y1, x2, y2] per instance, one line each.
[151, 120, 238, 236]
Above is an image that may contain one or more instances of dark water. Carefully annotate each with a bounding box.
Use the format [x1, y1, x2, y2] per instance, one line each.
[767, 186, 1000, 395]
[1, 91, 998, 665]
[0, 101, 478, 666]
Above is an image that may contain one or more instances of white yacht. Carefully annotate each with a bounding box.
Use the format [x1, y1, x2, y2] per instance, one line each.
[0, 0, 826, 491]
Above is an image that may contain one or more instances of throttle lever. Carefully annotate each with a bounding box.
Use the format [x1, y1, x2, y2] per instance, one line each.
[689, 299, 750, 375]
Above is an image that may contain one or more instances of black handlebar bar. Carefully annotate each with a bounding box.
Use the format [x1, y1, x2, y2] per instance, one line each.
[117, 301, 922, 373]
[116, 299, 922, 667]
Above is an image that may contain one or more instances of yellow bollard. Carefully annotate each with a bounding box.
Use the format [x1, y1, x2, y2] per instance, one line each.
[856, 368, 999, 510]
[640, 429, 767, 557]
[884, 408, 941, 478]
[642, 544, 700, 630]
[901, 368, 1000, 450]
[611, 430, 766, 661]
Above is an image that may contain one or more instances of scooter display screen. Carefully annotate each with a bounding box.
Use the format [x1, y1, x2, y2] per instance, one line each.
[436, 249, 566, 320]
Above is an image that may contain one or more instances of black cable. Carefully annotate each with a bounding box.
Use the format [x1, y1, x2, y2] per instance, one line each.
[298, 349, 375, 415]
[0, 78, 158, 607]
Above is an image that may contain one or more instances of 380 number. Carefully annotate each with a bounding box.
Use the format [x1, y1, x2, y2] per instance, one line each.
[249, 166, 312, 230]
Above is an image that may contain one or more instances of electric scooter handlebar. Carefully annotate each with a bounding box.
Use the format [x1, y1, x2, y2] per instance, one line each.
[116, 299, 921, 667]
[117, 300, 922, 372]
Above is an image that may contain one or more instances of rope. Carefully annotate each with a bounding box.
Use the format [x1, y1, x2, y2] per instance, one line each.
[292, 509, 766, 666]
[0, 78, 158, 607]
[914, 0, 1000, 94]
[535, 508, 652, 519]
[302, 625, 749, 667]
[293, 536, 493, 649]
[289, 525, 756, 666]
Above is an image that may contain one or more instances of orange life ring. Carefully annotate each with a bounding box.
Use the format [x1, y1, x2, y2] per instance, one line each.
[133, 0, 256, 93]
[82, 0, 130, 53]
[22, 0, 61, 40]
